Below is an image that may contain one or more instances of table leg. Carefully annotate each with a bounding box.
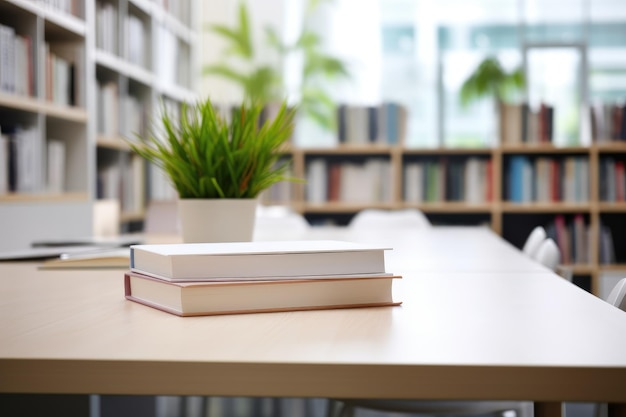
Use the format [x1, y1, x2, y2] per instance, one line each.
[534, 402, 563, 417]
[608, 404, 626, 417]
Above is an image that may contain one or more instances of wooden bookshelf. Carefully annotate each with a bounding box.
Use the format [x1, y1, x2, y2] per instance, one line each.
[259, 132, 626, 296]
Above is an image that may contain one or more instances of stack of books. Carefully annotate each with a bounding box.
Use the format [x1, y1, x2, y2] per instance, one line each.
[124, 240, 402, 317]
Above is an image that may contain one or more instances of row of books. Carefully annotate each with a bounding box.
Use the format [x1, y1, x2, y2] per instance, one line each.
[96, 81, 148, 139]
[0, 24, 33, 96]
[599, 158, 626, 202]
[0, 125, 66, 195]
[306, 158, 393, 204]
[157, 24, 191, 88]
[45, 43, 79, 107]
[96, 1, 119, 55]
[500, 102, 555, 144]
[96, 155, 144, 214]
[590, 102, 626, 142]
[124, 240, 401, 317]
[403, 157, 493, 204]
[163, 0, 192, 26]
[506, 155, 590, 203]
[337, 103, 408, 146]
[125, 13, 148, 69]
[97, 81, 119, 137]
[599, 223, 617, 265]
[546, 214, 590, 265]
[37, 0, 83, 18]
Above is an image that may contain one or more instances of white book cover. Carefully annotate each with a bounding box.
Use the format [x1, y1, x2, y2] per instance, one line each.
[306, 158, 327, 203]
[404, 163, 422, 203]
[130, 240, 392, 280]
[464, 158, 481, 204]
[47, 139, 66, 193]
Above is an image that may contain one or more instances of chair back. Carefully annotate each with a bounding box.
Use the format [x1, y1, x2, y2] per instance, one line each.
[534, 238, 560, 272]
[349, 208, 430, 230]
[607, 278, 626, 311]
[522, 226, 546, 258]
[254, 205, 310, 234]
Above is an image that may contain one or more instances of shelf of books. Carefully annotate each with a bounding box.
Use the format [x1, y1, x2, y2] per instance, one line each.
[250, 98, 626, 296]
[0, 0, 95, 251]
[0, 0, 198, 249]
[93, 0, 198, 230]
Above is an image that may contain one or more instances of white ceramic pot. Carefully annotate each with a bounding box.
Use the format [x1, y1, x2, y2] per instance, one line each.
[177, 199, 258, 243]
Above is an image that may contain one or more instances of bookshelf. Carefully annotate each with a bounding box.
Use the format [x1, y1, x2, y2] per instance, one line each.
[0, 0, 198, 249]
[260, 106, 626, 296]
[92, 0, 198, 230]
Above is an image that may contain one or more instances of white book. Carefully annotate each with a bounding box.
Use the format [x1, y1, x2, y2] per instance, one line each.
[124, 270, 401, 317]
[404, 162, 423, 203]
[0, 24, 16, 93]
[464, 158, 481, 203]
[15, 126, 42, 192]
[129, 240, 392, 281]
[47, 139, 66, 193]
[306, 158, 327, 203]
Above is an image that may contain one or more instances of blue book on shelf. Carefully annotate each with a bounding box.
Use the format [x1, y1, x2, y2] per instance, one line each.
[508, 155, 527, 202]
[385, 103, 398, 145]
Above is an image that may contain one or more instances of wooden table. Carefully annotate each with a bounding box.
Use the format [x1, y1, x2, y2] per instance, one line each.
[1, 226, 626, 417]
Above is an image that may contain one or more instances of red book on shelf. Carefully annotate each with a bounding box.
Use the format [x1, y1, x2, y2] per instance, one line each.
[550, 159, 560, 202]
[485, 158, 493, 201]
[328, 163, 341, 201]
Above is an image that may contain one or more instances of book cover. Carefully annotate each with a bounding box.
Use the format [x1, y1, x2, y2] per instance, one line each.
[124, 271, 402, 317]
[130, 240, 391, 281]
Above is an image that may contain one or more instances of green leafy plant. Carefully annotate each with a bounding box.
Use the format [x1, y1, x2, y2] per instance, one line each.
[126, 98, 298, 199]
[265, 6, 350, 131]
[203, 0, 350, 131]
[203, 3, 281, 104]
[460, 56, 526, 107]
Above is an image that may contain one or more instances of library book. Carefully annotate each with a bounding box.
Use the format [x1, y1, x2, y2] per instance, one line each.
[129, 240, 391, 281]
[124, 271, 402, 317]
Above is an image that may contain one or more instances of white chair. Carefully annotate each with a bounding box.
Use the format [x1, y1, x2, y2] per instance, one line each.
[533, 238, 560, 272]
[328, 397, 533, 417]
[522, 226, 547, 258]
[348, 208, 431, 230]
[253, 205, 310, 238]
[607, 277, 626, 311]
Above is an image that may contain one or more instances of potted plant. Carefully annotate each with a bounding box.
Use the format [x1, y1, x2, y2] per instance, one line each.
[459, 56, 525, 108]
[459, 56, 526, 144]
[127, 96, 298, 243]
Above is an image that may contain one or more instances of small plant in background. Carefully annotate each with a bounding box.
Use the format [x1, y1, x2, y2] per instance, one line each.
[203, 0, 350, 131]
[127, 97, 298, 199]
[203, 3, 281, 104]
[459, 56, 526, 107]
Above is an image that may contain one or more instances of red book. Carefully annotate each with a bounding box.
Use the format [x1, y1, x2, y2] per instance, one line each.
[485, 158, 493, 202]
[550, 159, 560, 202]
[327, 163, 341, 201]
